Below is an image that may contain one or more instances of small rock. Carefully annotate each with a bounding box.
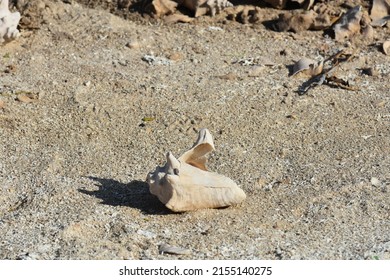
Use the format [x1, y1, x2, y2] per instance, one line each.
[248, 66, 264, 77]
[158, 244, 191, 255]
[169, 52, 183, 61]
[142, 55, 171, 66]
[371, 177, 381, 187]
[16, 94, 35, 103]
[4, 64, 16, 73]
[84, 81, 91, 87]
[191, 58, 199, 64]
[137, 229, 157, 239]
[126, 41, 141, 49]
[208, 26, 223, 31]
[374, 100, 386, 108]
[361, 135, 373, 140]
[362, 24, 374, 42]
[118, 60, 128, 66]
[218, 72, 237, 80]
[256, 177, 268, 189]
[0, 99, 5, 109]
[17, 252, 40, 260]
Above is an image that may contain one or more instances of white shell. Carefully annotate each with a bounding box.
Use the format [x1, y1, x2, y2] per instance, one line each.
[182, 0, 233, 17]
[292, 58, 323, 77]
[383, 41, 390, 55]
[370, 0, 390, 24]
[0, 0, 21, 44]
[146, 129, 246, 212]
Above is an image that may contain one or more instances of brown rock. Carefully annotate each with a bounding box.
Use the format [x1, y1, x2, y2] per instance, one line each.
[168, 52, 184, 61]
[218, 72, 237, 80]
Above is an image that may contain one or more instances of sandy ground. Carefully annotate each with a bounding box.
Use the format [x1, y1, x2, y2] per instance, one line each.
[0, 0, 389, 259]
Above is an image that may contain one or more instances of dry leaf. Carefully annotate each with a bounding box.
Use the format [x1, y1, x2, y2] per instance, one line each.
[383, 41, 390, 55]
[333, 6, 363, 42]
[298, 49, 358, 94]
[142, 117, 155, 122]
[164, 14, 194, 24]
[326, 75, 357, 91]
[370, 0, 390, 24]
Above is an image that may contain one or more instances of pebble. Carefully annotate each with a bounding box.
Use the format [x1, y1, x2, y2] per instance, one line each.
[16, 94, 35, 103]
[126, 41, 141, 49]
[256, 177, 268, 189]
[118, 60, 128, 66]
[248, 66, 264, 77]
[142, 55, 171, 66]
[158, 244, 191, 255]
[17, 252, 40, 260]
[208, 26, 223, 32]
[191, 58, 199, 64]
[137, 229, 157, 239]
[370, 177, 381, 187]
[169, 52, 183, 62]
[0, 99, 5, 108]
[218, 72, 237, 80]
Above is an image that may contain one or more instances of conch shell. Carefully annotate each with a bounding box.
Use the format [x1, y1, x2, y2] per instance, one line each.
[0, 0, 21, 44]
[146, 128, 246, 212]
